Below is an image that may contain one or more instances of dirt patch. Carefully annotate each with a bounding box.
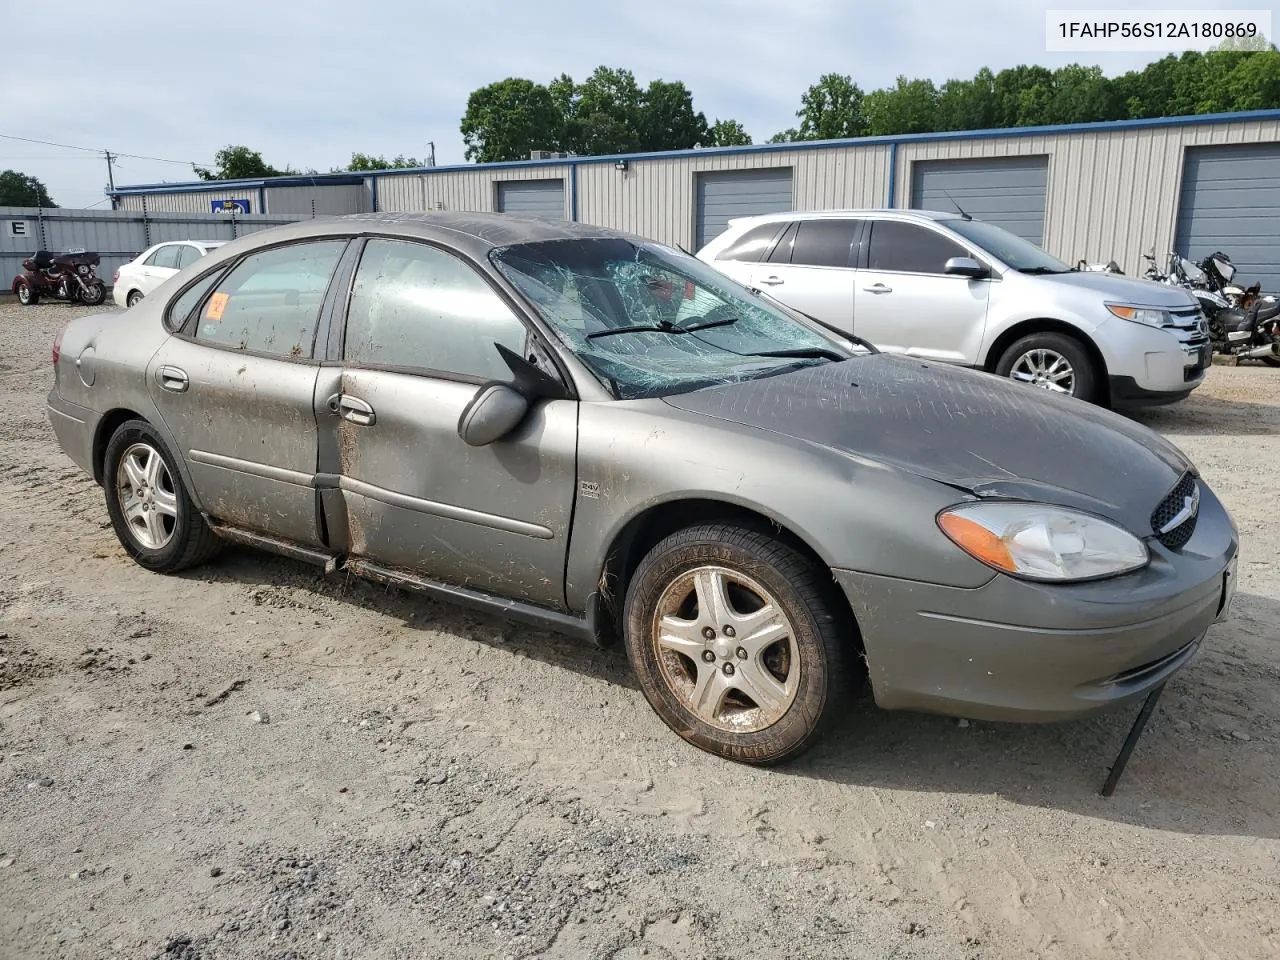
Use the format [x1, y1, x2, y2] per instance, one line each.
[0, 300, 1277, 960]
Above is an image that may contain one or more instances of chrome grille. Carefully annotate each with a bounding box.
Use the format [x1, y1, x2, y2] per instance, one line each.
[1150, 472, 1199, 549]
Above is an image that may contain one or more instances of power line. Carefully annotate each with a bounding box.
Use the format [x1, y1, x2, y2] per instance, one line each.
[0, 133, 210, 167]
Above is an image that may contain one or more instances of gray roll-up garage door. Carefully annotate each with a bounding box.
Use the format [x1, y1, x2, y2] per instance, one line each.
[695, 168, 793, 250]
[1175, 143, 1280, 293]
[496, 179, 566, 220]
[911, 156, 1049, 245]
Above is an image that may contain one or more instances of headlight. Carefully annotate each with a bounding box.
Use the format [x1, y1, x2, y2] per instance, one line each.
[1106, 303, 1170, 328]
[937, 502, 1148, 581]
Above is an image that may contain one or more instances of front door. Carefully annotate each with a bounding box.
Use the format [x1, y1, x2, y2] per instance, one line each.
[147, 238, 349, 545]
[748, 218, 860, 330]
[852, 219, 991, 363]
[322, 237, 577, 609]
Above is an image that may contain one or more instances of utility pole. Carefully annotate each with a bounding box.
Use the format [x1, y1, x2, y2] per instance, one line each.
[427, 141, 436, 167]
[103, 150, 116, 192]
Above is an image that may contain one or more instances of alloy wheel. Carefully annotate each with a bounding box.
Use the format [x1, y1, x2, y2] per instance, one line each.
[650, 565, 800, 733]
[1010, 348, 1076, 395]
[115, 442, 179, 550]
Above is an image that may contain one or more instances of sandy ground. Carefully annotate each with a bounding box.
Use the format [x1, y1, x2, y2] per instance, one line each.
[0, 298, 1277, 960]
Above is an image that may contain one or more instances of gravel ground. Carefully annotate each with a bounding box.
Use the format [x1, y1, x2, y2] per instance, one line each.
[1, 298, 1277, 960]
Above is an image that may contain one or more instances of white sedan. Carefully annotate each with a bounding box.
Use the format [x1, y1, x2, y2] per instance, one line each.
[112, 240, 226, 308]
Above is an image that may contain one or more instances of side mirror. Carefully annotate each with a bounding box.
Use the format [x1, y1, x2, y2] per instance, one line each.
[457, 382, 529, 446]
[944, 256, 988, 279]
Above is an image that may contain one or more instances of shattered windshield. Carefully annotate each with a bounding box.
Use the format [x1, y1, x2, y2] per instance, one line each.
[490, 238, 852, 399]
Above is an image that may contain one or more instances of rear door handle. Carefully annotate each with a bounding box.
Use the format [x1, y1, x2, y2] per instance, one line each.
[332, 393, 376, 426]
[157, 365, 188, 393]
[758, 275, 784, 286]
[863, 283, 892, 294]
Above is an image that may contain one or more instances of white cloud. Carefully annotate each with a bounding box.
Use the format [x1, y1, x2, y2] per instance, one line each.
[0, 0, 1260, 207]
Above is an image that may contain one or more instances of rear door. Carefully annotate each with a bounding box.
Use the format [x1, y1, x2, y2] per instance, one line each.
[147, 238, 350, 545]
[852, 219, 991, 363]
[319, 237, 578, 609]
[747, 218, 860, 330]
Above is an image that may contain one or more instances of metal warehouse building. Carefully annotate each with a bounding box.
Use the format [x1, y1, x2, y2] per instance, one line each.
[110, 109, 1280, 288]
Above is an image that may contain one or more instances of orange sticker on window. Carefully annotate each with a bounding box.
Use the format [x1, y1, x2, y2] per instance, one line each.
[205, 292, 229, 321]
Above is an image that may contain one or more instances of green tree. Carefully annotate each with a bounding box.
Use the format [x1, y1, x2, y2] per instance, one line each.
[864, 77, 939, 135]
[569, 67, 645, 154]
[991, 65, 1054, 126]
[936, 68, 997, 130]
[708, 119, 752, 146]
[193, 145, 291, 181]
[794, 73, 867, 140]
[1043, 64, 1120, 124]
[0, 169, 56, 207]
[343, 153, 423, 171]
[460, 77, 562, 162]
[636, 79, 709, 151]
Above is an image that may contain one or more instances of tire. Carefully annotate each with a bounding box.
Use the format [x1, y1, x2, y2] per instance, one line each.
[81, 280, 106, 306]
[623, 524, 852, 765]
[126, 289, 144, 308]
[995, 331, 1099, 403]
[102, 419, 221, 573]
[15, 281, 37, 306]
[1262, 356, 1280, 368]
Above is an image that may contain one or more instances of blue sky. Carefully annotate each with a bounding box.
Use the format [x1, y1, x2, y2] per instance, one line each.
[0, 0, 1263, 207]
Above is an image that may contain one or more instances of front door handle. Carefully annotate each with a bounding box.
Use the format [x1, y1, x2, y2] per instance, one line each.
[863, 283, 893, 294]
[336, 394, 376, 426]
[157, 365, 189, 393]
[757, 275, 784, 285]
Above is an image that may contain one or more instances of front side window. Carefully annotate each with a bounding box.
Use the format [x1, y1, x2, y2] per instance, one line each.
[943, 217, 1070, 273]
[194, 240, 345, 357]
[344, 239, 528, 380]
[177, 245, 204, 269]
[491, 238, 854, 400]
[866, 220, 968, 274]
[715, 223, 784, 263]
[790, 220, 859, 268]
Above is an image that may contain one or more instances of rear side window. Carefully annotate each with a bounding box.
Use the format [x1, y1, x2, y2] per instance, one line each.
[790, 220, 859, 268]
[194, 240, 346, 357]
[147, 245, 181, 269]
[867, 220, 967, 274]
[343, 239, 528, 380]
[715, 223, 784, 263]
[766, 222, 798, 264]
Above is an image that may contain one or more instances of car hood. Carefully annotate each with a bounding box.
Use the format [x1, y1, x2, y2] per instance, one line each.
[661, 356, 1193, 534]
[1033, 270, 1198, 308]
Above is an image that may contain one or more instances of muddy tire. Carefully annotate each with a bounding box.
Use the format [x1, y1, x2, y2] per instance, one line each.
[623, 524, 851, 765]
[16, 280, 37, 306]
[995, 331, 1099, 403]
[102, 419, 221, 573]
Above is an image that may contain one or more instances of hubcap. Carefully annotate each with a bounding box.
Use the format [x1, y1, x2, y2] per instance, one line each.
[1010, 348, 1075, 395]
[116, 442, 178, 550]
[18, 286, 30, 303]
[651, 565, 800, 733]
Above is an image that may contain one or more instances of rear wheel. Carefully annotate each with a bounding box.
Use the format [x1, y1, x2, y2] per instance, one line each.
[102, 420, 221, 573]
[623, 524, 851, 765]
[15, 280, 37, 306]
[81, 280, 106, 306]
[126, 289, 143, 308]
[996, 332, 1099, 403]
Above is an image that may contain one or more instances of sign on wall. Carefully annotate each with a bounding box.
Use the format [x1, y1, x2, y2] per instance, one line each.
[7, 220, 33, 238]
[211, 199, 251, 214]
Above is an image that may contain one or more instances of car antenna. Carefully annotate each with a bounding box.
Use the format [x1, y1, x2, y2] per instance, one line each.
[942, 189, 972, 220]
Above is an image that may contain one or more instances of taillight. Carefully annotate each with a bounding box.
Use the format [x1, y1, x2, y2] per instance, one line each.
[52, 325, 67, 365]
[112, 269, 120, 284]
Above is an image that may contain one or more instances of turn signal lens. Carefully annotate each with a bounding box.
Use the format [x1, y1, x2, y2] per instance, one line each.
[938, 502, 1149, 581]
[1105, 304, 1170, 328]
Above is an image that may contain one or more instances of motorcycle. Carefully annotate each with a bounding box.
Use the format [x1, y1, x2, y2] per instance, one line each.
[11, 248, 107, 307]
[1143, 248, 1280, 366]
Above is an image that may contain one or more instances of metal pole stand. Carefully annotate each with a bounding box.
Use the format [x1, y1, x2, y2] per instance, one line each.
[1100, 681, 1167, 797]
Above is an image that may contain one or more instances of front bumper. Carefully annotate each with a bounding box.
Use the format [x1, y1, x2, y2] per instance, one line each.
[1096, 314, 1210, 405]
[834, 486, 1238, 722]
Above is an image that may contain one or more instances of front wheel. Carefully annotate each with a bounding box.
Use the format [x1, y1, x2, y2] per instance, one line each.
[623, 524, 852, 765]
[995, 332, 1099, 403]
[102, 420, 221, 573]
[15, 280, 37, 305]
[81, 280, 106, 306]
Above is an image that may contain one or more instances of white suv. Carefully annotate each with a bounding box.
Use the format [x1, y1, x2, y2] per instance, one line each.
[697, 209, 1211, 407]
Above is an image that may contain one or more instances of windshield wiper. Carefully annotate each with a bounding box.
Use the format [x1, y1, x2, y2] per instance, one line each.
[1018, 266, 1070, 275]
[739, 347, 847, 361]
[585, 317, 737, 340]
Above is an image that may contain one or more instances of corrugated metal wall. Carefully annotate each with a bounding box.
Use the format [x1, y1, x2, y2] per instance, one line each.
[892, 118, 1280, 273]
[265, 184, 370, 216]
[377, 165, 573, 215]
[576, 144, 889, 248]
[115, 190, 265, 215]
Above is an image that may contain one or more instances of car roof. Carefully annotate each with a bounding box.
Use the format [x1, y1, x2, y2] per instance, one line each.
[729, 208, 963, 226]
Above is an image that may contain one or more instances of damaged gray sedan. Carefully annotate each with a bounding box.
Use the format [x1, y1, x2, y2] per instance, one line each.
[47, 213, 1239, 764]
